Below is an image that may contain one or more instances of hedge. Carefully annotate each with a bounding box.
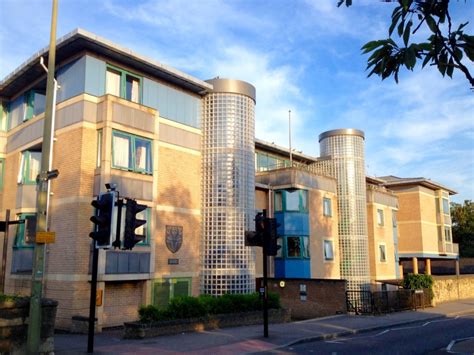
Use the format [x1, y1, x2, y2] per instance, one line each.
[402, 274, 434, 290]
[139, 292, 280, 323]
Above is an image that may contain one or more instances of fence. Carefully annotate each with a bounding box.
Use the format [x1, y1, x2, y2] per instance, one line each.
[346, 289, 432, 315]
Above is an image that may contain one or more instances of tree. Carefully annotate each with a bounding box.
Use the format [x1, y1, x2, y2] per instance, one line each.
[338, 0, 474, 90]
[451, 200, 474, 257]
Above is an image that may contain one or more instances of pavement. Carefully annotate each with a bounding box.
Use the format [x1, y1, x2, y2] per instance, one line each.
[55, 298, 474, 354]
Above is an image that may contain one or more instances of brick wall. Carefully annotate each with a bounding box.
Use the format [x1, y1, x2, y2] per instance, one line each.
[103, 281, 144, 327]
[261, 278, 347, 320]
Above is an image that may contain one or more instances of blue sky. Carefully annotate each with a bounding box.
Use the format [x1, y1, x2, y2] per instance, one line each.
[1, 0, 473, 202]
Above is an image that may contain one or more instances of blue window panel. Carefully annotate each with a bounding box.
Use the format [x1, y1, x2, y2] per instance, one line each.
[275, 212, 309, 235]
[85, 55, 106, 97]
[8, 95, 25, 130]
[275, 259, 310, 279]
[56, 56, 86, 103]
[33, 92, 46, 116]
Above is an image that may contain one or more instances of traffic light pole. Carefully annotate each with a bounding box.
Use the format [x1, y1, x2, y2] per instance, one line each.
[1, 210, 10, 294]
[87, 245, 99, 353]
[262, 209, 269, 338]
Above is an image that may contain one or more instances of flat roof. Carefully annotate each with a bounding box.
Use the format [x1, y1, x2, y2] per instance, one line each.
[0, 28, 213, 98]
[378, 175, 457, 195]
[255, 138, 324, 164]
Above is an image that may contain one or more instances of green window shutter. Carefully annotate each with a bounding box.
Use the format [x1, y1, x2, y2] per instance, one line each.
[173, 280, 190, 298]
[153, 281, 170, 308]
[25, 91, 35, 121]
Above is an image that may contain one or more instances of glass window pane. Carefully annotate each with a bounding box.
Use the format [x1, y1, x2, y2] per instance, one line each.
[302, 236, 310, 258]
[113, 133, 131, 169]
[135, 138, 151, 172]
[285, 190, 300, 211]
[377, 209, 384, 226]
[324, 240, 334, 260]
[276, 237, 283, 258]
[126, 75, 140, 103]
[96, 130, 102, 168]
[287, 236, 301, 257]
[301, 191, 308, 211]
[323, 198, 332, 216]
[274, 192, 283, 212]
[34, 92, 46, 116]
[106, 69, 121, 97]
[0, 159, 4, 190]
[136, 209, 148, 242]
[442, 199, 449, 214]
[28, 152, 41, 182]
[379, 245, 386, 262]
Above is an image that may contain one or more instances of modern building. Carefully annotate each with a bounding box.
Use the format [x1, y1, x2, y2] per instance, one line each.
[0, 29, 459, 330]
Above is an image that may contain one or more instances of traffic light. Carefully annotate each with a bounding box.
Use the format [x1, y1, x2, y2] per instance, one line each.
[264, 218, 281, 256]
[90, 192, 115, 248]
[245, 212, 265, 247]
[123, 198, 147, 250]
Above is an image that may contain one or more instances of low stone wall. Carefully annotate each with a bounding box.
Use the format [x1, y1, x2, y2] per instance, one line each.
[124, 308, 290, 339]
[261, 278, 347, 320]
[0, 297, 58, 354]
[432, 275, 474, 304]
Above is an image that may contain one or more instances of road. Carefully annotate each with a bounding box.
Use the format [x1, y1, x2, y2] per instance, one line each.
[261, 312, 474, 355]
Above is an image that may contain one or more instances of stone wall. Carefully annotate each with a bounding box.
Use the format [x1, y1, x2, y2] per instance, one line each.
[261, 278, 347, 320]
[432, 275, 474, 304]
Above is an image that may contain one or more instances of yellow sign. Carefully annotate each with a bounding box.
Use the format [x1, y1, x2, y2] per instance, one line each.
[96, 289, 103, 306]
[36, 231, 56, 244]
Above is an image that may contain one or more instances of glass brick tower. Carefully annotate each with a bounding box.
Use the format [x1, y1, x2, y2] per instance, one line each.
[319, 129, 371, 291]
[200, 78, 256, 295]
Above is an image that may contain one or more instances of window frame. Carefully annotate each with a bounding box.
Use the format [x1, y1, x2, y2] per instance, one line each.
[96, 129, 102, 168]
[442, 198, 450, 215]
[106, 64, 143, 104]
[111, 130, 153, 174]
[283, 235, 310, 259]
[323, 197, 332, 217]
[377, 209, 385, 226]
[276, 189, 309, 213]
[323, 239, 334, 261]
[0, 158, 4, 191]
[444, 225, 452, 243]
[152, 277, 191, 308]
[18, 150, 42, 185]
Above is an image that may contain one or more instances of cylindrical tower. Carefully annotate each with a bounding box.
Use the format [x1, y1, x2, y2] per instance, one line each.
[200, 78, 256, 295]
[319, 129, 370, 291]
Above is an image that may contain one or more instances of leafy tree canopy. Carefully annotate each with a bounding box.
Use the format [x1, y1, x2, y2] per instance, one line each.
[451, 200, 474, 257]
[338, 0, 474, 90]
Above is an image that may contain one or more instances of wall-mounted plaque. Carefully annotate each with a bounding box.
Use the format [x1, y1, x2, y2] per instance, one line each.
[168, 259, 179, 265]
[165, 225, 183, 253]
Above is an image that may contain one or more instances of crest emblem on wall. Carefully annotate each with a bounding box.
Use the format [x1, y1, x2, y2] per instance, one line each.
[165, 225, 183, 253]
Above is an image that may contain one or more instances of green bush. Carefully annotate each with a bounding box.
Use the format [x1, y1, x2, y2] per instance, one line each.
[403, 274, 434, 290]
[138, 292, 281, 323]
[0, 294, 23, 303]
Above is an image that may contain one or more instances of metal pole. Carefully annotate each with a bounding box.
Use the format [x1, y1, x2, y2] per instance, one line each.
[1, 210, 10, 294]
[262, 209, 268, 338]
[87, 245, 99, 353]
[27, 0, 58, 353]
[288, 110, 292, 167]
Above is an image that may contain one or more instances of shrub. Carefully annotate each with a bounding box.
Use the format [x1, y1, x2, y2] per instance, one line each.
[403, 274, 434, 290]
[138, 292, 281, 323]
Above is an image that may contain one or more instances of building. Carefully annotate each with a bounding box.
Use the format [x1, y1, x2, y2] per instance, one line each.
[0, 29, 459, 329]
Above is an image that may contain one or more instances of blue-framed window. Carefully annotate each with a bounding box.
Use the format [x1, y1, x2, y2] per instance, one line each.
[13, 213, 36, 249]
[23, 91, 46, 122]
[18, 150, 41, 185]
[0, 158, 4, 190]
[112, 130, 152, 174]
[323, 197, 332, 217]
[281, 235, 310, 259]
[106, 65, 142, 103]
[274, 189, 308, 213]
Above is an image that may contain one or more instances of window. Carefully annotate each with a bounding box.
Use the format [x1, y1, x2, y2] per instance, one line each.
[444, 226, 452, 242]
[274, 191, 283, 212]
[24, 91, 46, 121]
[377, 209, 384, 226]
[18, 150, 41, 184]
[152, 278, 191, 308]
[255, 151, 289, 172]
[286, 236, 309, 258]
[324, 240, 334, 261]
[112, 131, 152, 174]
[442, 198, 450, 215]
[379, 244, 387, 262]
[14, 214, 36, 248]
[0, 158, 4, 190]
[323, 197, 332, 217]
[276, 237, 283, 258]
[96, 130, 102, 168]
[106, 66, 141, 103]
[286, 190, 300, 211]
[136, 207, 151, 245]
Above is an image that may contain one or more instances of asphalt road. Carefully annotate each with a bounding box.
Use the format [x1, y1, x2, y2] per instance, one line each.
[262, 312, 474, 355]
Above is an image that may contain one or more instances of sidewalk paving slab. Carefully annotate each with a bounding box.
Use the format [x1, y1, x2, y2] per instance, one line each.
[54, 298, 474, 354]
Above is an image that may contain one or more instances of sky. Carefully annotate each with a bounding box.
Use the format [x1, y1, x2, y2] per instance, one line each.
[1, 0, 473, 202]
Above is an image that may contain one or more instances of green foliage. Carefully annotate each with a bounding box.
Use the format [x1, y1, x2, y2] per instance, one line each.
[339, 0, 474, 89]
[138, 292, 281, 323]
[403, 273, 434, 290]
[451, 200, 474, 257]
[0, 294, 23, 303]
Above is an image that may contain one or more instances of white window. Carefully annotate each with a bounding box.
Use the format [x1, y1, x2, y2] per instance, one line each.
[286, 190, 300, 211]
[444, 226, 452, 242]
[106, 68, 121, 97]
[377, 209, 384, 226]
[442, 198, 450, 215]
[323, 197, 332, 217]
[18, 150, 41, 184]
[112, 131, 152, 174]
[106, 66, 141, 103]
[324, 240, 334, 261]
[379, 244, 387, 262]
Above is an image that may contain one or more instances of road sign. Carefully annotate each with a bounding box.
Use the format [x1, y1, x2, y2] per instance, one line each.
[36, 231, 56, 244]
